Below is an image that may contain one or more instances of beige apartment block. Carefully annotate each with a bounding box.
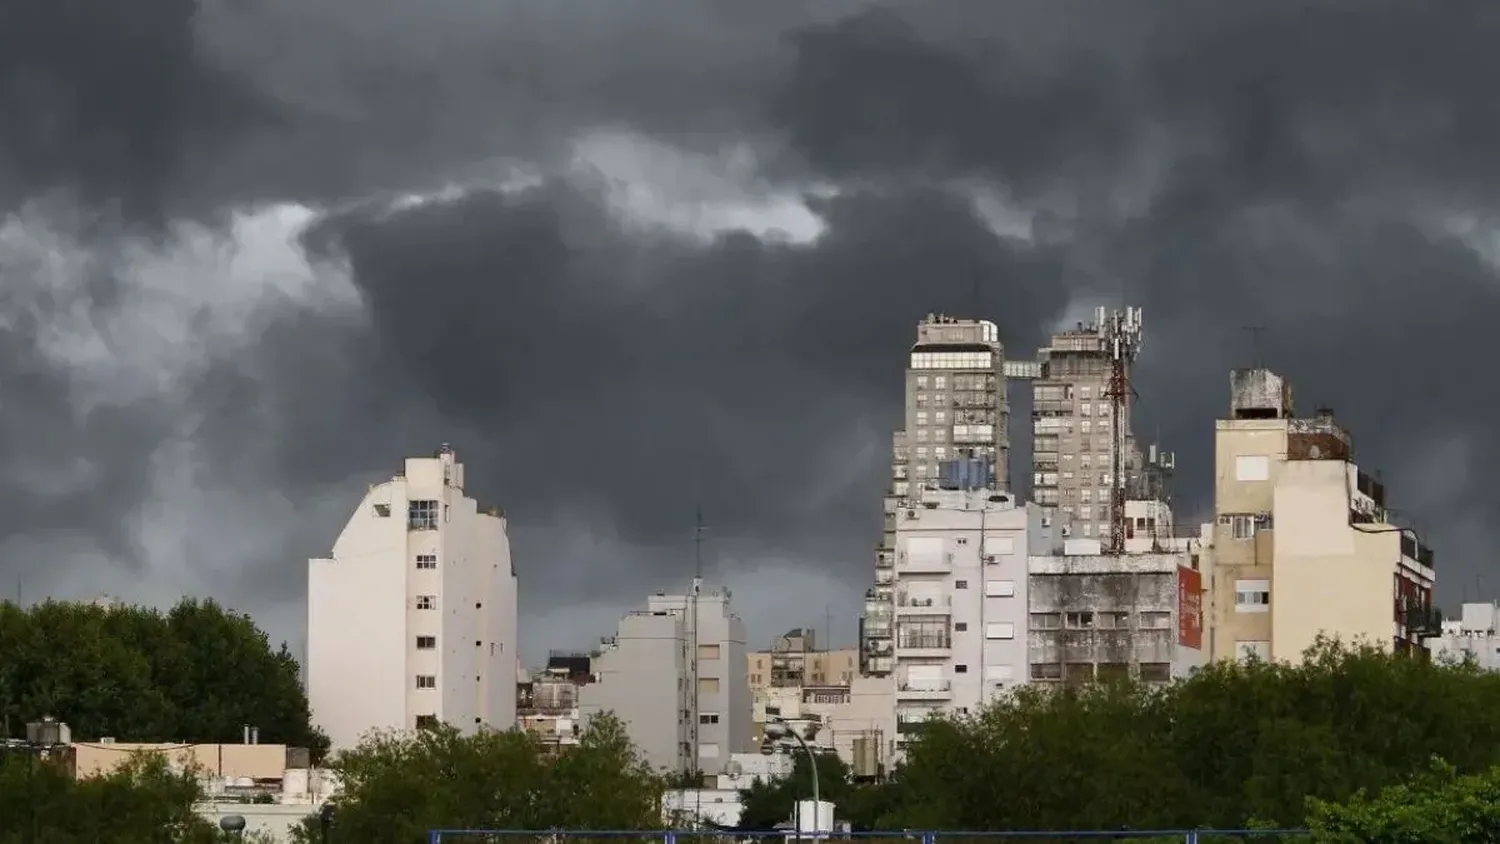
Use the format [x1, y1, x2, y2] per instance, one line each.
[748, 629, 858, 690]
[1208, 369, 1437, 664]
[72, 741, 294, 781]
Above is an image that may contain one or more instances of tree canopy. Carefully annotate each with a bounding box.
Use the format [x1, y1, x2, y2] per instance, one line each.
[296, 713, 665, 843]
[0, 750, 230, 844]
[0, 598, 326, 756]
[882, 640, 1500, 832]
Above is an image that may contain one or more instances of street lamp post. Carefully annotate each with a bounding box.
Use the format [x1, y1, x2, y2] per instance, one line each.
[763, 708, 820, 839]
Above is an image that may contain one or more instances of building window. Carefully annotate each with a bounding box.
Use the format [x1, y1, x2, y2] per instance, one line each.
[1065, 611, 1095, 629]
[955, 664, 969, 674]
[415, 675, 437, 689]
[984, 580, 1016, 597]
[408, 500, 439, 530]
[955, 622, 968, 631]
[699, 713, 720, 725]
[1139, 611, 1171, 629]
[1235, 580, 1271, 613]
[1030, 662, 1063, 681]
[698, 678, 720, 694]
[416, 595, 436, 610]
[415, 715, 438, 730]
[955, 579, 969, 589]
[1030, 612, 1062, 630]
[416, 635, 436, 650]
[1237, 640, 1271, 662]
[697, 644, 720, 660]
[984, 622, 1015, 640]
[1235, 454, 1271, 482]
[698, 743, 721, 759]
[373, 503, 391, 517]
[416, 554, 437, 569]
[1139, 663, 1172, 682]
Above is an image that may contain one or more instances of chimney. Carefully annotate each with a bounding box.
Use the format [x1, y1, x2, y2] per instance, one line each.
[250, 727, 260, 745]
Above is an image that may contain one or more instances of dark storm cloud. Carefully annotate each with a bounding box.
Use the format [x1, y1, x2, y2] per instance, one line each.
[307, 178, 1072, 602]
[5, 0, 1500, 660]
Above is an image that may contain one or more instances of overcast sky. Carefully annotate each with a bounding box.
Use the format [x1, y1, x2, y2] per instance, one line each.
[3, 0, 1498, 665]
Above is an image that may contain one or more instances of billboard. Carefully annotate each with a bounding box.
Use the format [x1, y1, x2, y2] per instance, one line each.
[1177, 565, 1204, 650]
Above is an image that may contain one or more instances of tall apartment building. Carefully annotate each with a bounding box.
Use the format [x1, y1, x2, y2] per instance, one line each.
[888, 484, 1055, 741]
[307, 446, 519, 750]
[1208, 369, 1439, 663]
[1029, 312, 1145, 542]
[863, 315, 1010, 676]
[580, 587, 752, 775]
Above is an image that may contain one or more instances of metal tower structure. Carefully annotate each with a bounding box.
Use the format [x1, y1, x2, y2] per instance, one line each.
[1098, 306, 1143, 555]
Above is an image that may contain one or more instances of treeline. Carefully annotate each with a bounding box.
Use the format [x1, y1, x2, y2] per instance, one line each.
[0, 599, 325, 755]
[883, 640, 1500, 832]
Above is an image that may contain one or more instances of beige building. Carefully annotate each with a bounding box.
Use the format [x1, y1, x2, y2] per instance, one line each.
[751, 676, 896, 778]
[747, 629, 857, 690]
[72, 740, 295, 781]
[1029, 313, 1146, 543]
[1208, 369, 1438, 663]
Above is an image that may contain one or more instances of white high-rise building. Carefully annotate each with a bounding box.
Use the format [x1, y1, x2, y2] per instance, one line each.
[889, 485, 1057, 742]
[307, 445, 518, 751]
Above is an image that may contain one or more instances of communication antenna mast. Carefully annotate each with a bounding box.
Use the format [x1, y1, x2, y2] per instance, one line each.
[689, 506, 706, 789]
[1099, 306, 1143, 556]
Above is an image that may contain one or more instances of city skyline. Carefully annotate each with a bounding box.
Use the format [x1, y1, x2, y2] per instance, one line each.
[1, 2, 1493, 667]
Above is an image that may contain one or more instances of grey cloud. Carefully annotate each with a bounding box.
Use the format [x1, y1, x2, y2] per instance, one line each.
[4, 0, 1500, 663]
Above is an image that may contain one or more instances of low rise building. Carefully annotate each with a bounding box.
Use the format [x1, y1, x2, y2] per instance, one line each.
[751, 675, 896, 778]
[748, 630, 858, 690]
[1027, 550, 1205, 684]
[1433, 603, 1500, 670]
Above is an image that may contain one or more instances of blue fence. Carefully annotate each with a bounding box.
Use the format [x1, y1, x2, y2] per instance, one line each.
[425, 830, 1313, 844]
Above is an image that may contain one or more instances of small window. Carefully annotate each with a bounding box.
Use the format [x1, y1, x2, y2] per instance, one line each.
[954, 664, 968, 674]
[408, 500, 440, 530]
[415, 635, 436, 650]
[416, 554, 437, 569]
[1139, 663, 1171, 682]
[1030, 662, 1063, 681]
[698, 713, 720, 725]
[1235, 580, 1271, 613]
[1030, 612, 1062, 630]
[415, 714, 438, 730]
[475, 640, 482, 647]
[1235, 455, 1270, 482]
[415, 675, 437, 689]
[416, 595, 436, 610]
[698, 678, 720, 694]
[373, 503, 391, 517]
[1065, 611, 1095, 629]
[1139, 611, 1172, 630]
[954, 622, 968, 632]
[475, 602, 482, 609]
[697, 644, 721, 660]
[985, 622, 1015, 640]
[955, 580, 969, 589]
[985, 580, 1016, 598]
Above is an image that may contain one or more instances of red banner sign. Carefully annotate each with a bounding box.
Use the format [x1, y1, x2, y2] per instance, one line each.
[1177, 565, 1204, 650]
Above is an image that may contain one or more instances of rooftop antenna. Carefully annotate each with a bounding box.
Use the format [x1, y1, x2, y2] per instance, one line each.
[689, 506, 707, 793]
[1242, 325, 1267, 368]
[1101, 306, 1144, 556]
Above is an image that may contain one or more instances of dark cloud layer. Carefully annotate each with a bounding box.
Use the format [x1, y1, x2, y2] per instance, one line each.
[3, 0, 1500, 658]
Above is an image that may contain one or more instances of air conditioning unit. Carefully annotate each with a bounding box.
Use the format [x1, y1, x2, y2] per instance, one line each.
[1061, 525, 1072, 537]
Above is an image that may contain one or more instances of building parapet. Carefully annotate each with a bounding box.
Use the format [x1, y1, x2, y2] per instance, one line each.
[1028, 553, 1188, 576]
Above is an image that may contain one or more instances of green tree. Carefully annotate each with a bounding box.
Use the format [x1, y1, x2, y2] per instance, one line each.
[0, 598, 327, 758]
[1307, 758, 1500, 843]
[0, 750, 225, 843]
[886, 639, 1500, 831]
[295, 713, 664, 843]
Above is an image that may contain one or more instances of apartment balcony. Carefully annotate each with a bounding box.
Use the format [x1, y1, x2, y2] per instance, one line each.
[896, 641, 952, 659]
[896, 680, 952, 700]
[895, 551, 952, 575]
[895, 594, 952, 615]
[865, 656, 895, 676]
[863, 618, 892, 636]
[875, 568, 896, 585]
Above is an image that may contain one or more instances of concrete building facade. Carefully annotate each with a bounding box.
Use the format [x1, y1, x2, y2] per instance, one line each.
[888, 486, 1056, 738]
[1207, 369, 1438, 663]
[752, 676, 897, 778]
[307, 446, 518, 751]
[1027, 550, 1205, 684]
[580, 587, 752, 775]
[864, 314, 1011, 676]
[1434, 603, 1500, 670]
